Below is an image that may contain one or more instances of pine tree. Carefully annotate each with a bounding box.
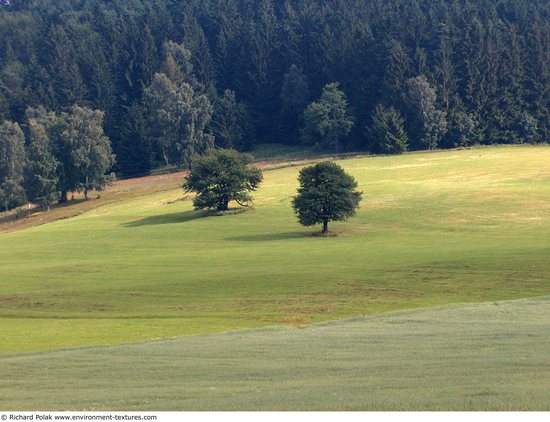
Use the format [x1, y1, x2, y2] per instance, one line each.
[118, 102, 152, 177]
[368, 104, 408, 154]
[210, 89, 252, 151]
[382, 39, 411, 106]
[279, 64, 310, 144]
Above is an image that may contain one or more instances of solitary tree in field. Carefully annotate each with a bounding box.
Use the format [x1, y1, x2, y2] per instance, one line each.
[183, 149, 263, 212]
[292, 162, 362, 236]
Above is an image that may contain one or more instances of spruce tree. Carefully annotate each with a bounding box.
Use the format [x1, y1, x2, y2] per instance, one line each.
[279, 64, 310, 143]
[368, 104, 408, 154]
[210, 90, 251, 151]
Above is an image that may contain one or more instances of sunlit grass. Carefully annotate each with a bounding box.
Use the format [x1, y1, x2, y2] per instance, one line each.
[0, 145, 549, 353]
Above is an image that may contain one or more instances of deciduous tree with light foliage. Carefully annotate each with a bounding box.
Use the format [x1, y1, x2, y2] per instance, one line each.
[24, 117, 59, 209]
[0, 120, 26, 211]
[64, 106, 115, 200]
[301, 83, 354, 153]
[144, 73, 213, 167]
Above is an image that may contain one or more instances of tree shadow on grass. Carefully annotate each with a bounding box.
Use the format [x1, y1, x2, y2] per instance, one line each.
[124, 210, 203, 227]
[226, 231, 313, 242]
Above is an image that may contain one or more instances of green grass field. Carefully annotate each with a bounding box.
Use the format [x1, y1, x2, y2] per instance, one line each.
[1, 296, 549, 410]
[1, 145, 549, 355]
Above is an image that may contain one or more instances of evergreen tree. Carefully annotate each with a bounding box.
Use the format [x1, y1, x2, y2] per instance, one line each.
[118, 102, 152, 177]
[368, 104, 408, 154]
[0, 0, 548, 173]
[181, 15, 217, 96]
[279, 64, 309, 144]
[210, 89, 252, 151]
[301, 83, 354, 153]
[0, 120, 26, 211]
[446, 107, 481, 148]
[382, 39, 411, 106]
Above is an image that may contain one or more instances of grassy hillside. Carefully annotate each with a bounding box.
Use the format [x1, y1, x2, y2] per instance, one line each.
[1, 296, 549, 410]
[1, 146, 549, 353]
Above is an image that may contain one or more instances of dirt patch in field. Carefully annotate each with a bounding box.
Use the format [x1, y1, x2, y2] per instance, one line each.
[276, 305, 334, 314]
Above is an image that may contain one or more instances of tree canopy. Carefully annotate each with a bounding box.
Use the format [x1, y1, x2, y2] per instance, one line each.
[0, 0, 546, 179]
[23, 117, 59, 208]
[183, 149, 263, 212]
[368, 105, 408, 155]
[0, 120, 26, 211]
[292, 162, 362, 235]
[301, 83, 354, 153]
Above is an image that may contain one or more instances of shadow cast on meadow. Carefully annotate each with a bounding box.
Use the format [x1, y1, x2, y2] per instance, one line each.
[226, 231, 313, 242]
[124, 210, 203, 227]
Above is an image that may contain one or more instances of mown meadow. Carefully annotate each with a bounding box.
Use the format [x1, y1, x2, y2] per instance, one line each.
[0, 146, 549, 354]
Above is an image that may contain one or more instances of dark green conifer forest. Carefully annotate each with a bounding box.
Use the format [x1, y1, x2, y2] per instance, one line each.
[0, 0, 548, 209]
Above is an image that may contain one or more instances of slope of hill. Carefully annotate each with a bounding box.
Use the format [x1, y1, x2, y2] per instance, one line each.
[1, 145, 549, 354]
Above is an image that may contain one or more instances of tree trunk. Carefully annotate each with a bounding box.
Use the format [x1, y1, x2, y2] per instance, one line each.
[162, 148, 170, 166]
[218, 200, 229, 211]
[59, 190, 68, 203]
[322, 220, 329, 236]
[84, 189, 88, 200]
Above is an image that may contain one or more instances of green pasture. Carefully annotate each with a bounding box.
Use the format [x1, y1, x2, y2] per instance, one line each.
[1, 296, 549, 410]
[0, 145, 550, 353]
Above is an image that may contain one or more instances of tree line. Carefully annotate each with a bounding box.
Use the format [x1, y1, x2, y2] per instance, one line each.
[0, 106, 114, 211]
[0, 0, 548, 197]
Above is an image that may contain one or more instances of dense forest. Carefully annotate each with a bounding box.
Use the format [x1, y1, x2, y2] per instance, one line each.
[0, 0, 549, 209]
